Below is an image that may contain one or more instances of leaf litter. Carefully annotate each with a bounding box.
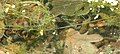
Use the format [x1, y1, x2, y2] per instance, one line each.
[64, 28, 103, 54]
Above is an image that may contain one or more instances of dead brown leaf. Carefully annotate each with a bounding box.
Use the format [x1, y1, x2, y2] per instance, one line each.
[66, 28, 103, 42]
[13, 18, 29, 27]
[96, 20, 106, 27]
[64, 28, 103, 54]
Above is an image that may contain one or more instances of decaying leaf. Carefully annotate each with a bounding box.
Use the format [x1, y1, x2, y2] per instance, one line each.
[66, 28, 103, 42]
[89, 23, 96, 28]
[13, 18, 29, 27]
[0, 20, 5, 38]
[64, 28, 103, 54]
[78, 33, 103, 42]
[89, 20, 106, 28]
[110, 40, 120, 49]
[96, 20, 106, 27]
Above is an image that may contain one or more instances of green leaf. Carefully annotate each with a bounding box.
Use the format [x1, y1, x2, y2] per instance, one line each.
[50, 1, 83, 16]
[75, 2, 90, 16]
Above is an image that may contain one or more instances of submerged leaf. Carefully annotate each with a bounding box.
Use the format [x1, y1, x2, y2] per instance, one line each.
[79, 33, 103, 42]
[75, 2, 90, 16]
[66, 28, 103, 42]
[50, 1, 89, 16]
[0, 20, 5, 38]
[64, 28, 103, 54]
